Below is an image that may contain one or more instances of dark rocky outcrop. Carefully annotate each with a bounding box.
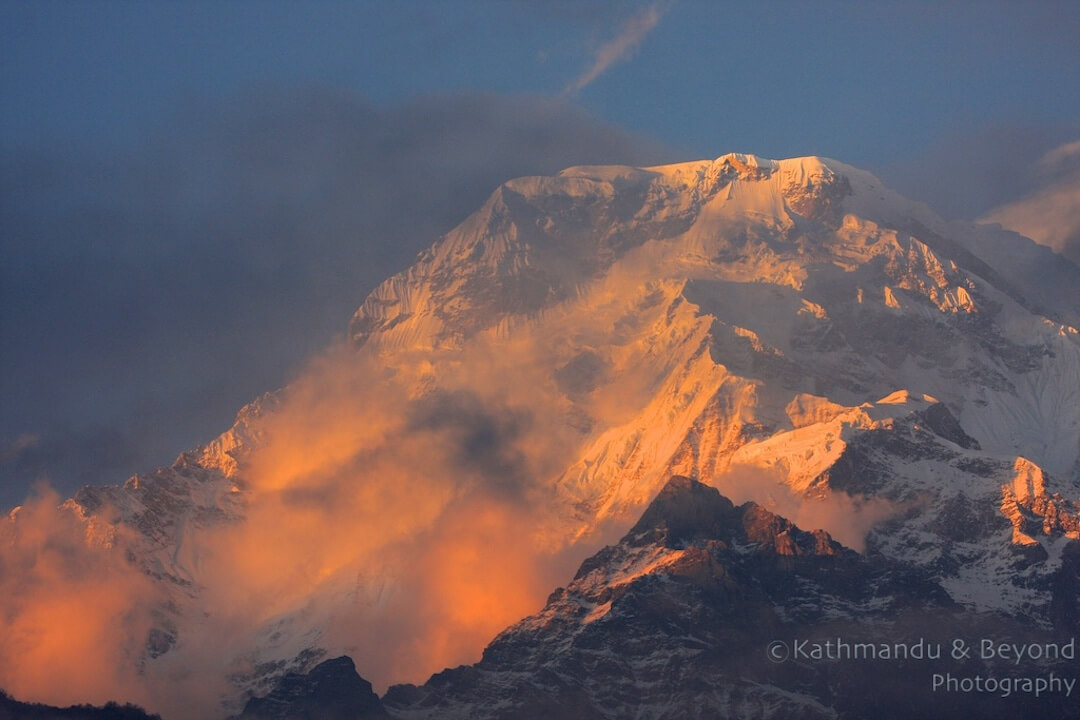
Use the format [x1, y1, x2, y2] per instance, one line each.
[383, 477, 1075, 720]
[0, 692, 159, 720]
[231, 657, 388, 720]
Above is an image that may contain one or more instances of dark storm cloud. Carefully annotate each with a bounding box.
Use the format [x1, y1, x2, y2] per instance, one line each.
[0, 425, 141, 494]
[0, 89, 674, 509]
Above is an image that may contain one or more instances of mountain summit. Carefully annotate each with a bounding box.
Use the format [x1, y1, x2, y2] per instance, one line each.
[2, 153, 1078, 718]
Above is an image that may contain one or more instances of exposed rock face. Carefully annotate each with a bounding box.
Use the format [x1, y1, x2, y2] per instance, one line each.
[384, 478, 1075, 720]
[230, 657, 387, 720]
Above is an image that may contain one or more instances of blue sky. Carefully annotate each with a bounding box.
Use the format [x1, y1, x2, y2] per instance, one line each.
[2, 0, 1079, 506]
[4, 1, 1079, 164]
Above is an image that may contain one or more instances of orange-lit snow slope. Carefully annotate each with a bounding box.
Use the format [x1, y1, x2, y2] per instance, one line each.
[3, 154, 1079, 718]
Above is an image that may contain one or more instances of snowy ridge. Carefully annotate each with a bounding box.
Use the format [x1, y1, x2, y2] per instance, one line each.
[6, 152, 1079, 717]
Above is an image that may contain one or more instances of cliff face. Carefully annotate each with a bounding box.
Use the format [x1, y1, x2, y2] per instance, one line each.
[230, 657, 387, 720]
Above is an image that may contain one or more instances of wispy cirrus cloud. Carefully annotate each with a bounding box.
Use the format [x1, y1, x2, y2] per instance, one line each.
[562, 2, 670, 97]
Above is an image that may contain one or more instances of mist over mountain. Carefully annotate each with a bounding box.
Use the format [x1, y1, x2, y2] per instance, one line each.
[2, 151, 1078, 719]
[0, 89, 675, 510]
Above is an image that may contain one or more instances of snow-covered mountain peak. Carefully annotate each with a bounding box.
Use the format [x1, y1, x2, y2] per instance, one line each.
[6, 150, 1079, 719]
[714, 151, 776, 169]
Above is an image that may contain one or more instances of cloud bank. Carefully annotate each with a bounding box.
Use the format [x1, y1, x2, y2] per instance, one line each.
[0, 487, 162, 709]
[0, 313, 626, 716]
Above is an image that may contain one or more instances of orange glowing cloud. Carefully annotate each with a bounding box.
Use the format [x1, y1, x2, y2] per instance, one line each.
[0, 280, 672, 715]
[135, 339, 601, 703]
[0, 487, 159, 709]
